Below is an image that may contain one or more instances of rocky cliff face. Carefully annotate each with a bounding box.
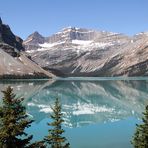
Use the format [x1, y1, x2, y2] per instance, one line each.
[0, 17, 24, 55]
[0, 18, 54, 78]
[24, 27, 148, 77]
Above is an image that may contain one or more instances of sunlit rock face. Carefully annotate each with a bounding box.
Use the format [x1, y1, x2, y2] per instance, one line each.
[0, 48, 54, 78]
[0, 79, 147, 128]
[24, 27, 148, 76]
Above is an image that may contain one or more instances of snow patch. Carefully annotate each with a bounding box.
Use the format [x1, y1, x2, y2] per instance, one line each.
[72, 40, 92, 45]
[39, 42, 65, 48]
[135, 32, 148, 36]
[33, 41, 66, 51]
[94, 42, 113, 48]
[110, 119, 120, 122]
[73, 110, 94, 115]
[73, 102, 115, 115]
[39, 108, 52, 113]
[29, 83, 34, 86]
[27, 103, 52, 113]
[19, 57, 22, 61]
[26, 50, 35, 53]
[144, 32, 148, 36]
[108, 32, 119, 36]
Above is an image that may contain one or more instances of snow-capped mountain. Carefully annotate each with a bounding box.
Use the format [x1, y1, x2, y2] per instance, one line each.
[24, 27, 148, 77]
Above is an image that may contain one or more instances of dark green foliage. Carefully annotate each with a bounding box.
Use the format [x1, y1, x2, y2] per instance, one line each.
[0, 72, 50, 79]
[44, 98, 70, 148]
[29, 141, 46, 148]
[0, 86, 33, 148]
[132, 105, 148, 148]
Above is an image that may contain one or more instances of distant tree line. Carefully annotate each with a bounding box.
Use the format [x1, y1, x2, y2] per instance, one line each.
[0, 72, 50, 79]
[0, 86, 70, 148]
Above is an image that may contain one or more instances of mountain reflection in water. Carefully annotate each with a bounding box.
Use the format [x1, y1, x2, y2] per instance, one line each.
[0, 79, 148, 128]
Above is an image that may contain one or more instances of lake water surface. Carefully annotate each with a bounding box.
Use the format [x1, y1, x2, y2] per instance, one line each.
[0, 77, 148, 148]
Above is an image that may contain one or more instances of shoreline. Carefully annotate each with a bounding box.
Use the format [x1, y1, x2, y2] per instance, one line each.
[0, 76, 148, 81]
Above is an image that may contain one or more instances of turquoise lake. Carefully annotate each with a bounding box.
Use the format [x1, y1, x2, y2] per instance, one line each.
[0, 77, 148, 148]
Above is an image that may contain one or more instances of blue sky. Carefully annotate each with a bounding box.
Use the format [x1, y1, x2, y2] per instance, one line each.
[0, 0, 148, 39]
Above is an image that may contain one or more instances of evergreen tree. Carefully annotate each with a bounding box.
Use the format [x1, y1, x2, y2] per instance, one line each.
[0, 86, 33, 148]
[132, 105, 148, 148]
[29, 141, 46, 148]
[44, 98, 70, 148]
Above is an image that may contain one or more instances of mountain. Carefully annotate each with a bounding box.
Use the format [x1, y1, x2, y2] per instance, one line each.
[23, 31, 45, 51]
[0, 17, 54, 79]
[24, 27, 148, 77]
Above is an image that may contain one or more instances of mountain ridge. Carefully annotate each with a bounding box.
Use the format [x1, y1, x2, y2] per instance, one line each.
[24, 27, 148, 77]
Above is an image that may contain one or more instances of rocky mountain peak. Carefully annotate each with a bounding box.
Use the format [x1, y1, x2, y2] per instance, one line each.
[62, 26, 92, 32]
[62, 26, 74, 30]
[31, 31, 42, 37]
[27, 31, 44, 40]
[61, 26, 80, 32]
[0, 17, 2, 24]
[45, 27, 100, 43]
[24, 31, 45, 45]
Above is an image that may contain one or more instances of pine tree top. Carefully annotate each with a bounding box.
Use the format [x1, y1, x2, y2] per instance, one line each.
[0, 86, 34, 148]
[44, 98, 70, 148]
